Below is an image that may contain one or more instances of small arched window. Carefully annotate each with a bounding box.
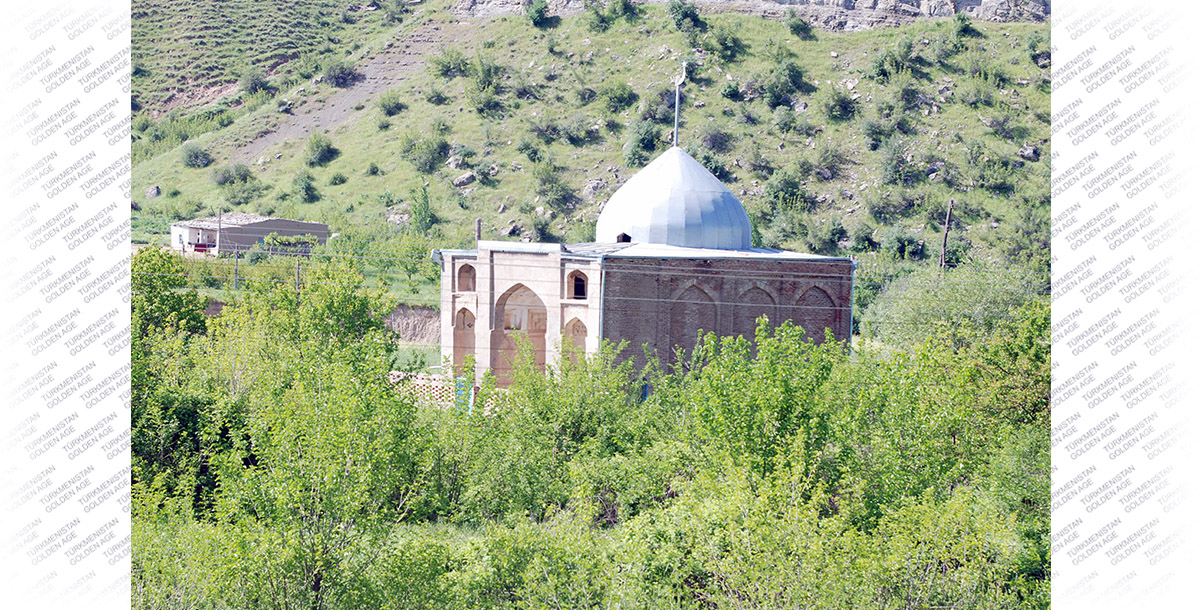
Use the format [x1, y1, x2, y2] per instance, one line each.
[616, 233, 631, 243]
[567, 271, 588, 300]
[455, 308, 475, 330]
[457, 264, 476, 292]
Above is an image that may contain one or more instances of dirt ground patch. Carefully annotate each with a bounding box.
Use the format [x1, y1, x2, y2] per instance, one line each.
[387, 304, 441, 344]
[232, 21, 475, 163]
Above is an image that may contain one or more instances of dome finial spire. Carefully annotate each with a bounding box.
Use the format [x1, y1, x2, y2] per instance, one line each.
[673, 61, 686, 147]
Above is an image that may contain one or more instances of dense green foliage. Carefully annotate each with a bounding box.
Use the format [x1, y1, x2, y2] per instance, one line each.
[133, 248, 1049, 609]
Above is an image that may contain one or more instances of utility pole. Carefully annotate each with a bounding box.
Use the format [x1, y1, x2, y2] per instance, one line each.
[939, 199, 955, 269]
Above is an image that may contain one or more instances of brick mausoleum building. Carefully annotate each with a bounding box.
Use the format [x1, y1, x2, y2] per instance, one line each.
[434, 147, 855, 385]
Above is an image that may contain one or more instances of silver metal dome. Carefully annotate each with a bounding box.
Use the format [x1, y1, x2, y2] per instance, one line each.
[596, 147, 753, 250]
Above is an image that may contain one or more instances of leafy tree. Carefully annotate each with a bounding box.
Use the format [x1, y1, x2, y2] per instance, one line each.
[132, 247, 207, 336]
[526, 0, 550, 28]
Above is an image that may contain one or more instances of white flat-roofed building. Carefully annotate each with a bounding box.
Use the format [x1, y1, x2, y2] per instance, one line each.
[169, 212, 329, 256]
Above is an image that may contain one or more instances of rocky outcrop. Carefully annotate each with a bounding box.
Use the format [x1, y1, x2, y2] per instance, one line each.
[451, 0, 1049, 30]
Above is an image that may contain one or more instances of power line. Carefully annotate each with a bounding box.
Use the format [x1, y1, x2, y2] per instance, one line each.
[131, 270, 1049, 320]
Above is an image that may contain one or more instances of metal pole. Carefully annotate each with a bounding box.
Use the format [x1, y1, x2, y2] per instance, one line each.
[673, 84, 680, 147]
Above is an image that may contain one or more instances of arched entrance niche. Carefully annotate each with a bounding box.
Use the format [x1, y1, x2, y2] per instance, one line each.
[491, 283, 547, 385]
[796, 286, 837, 343]
[564, 317, 587, 362]
[734, 286, 776, 340]
[453, 308, 475, 372]
[669, 283, 717, 360]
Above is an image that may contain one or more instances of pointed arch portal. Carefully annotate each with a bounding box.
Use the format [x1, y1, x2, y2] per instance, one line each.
[491, 284, 547, 385]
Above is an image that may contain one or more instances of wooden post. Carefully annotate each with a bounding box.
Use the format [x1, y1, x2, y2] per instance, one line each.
[233, 246, 239, 290]
[939, 199, 955, 269]
[295, 256, 301, 302]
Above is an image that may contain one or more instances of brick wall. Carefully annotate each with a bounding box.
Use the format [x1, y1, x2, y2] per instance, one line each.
[600, 256, 853, 366]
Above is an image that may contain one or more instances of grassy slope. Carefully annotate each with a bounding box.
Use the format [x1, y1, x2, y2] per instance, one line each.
[132, 4, 1050, 308]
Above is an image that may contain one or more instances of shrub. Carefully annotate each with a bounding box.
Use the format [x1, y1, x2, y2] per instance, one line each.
[607, 0, 638, 21]
[293, 172, 319, 203]
[824, 89, 858, 121]
[598, 81, 637, 112]
[377, 89, 406, 116]
[472, 55, 505, 92]
[467, 83, 503, 116]
[365, 161, 382, 176]
[961, 80, 995, 107]
[704, 24, 745, 62]
[879, 225, 924, 260]
[868, 49, 904, 82]
[785, 9, 812, 38]
[667, 0, 702, 31]
[322, 58, 357, 87]
[532, 162, 574, 208]
[239, 69, 269, 94]
[559, 115, 595, 146]
[425, 86, 449, 105]
[622, 142, 648, 167]
[879, 137, 913, 185]
[304, 133, 338, 167]
[516, 139, 543, 162]
[772, 106, 796, 133]
[329, 172, 348, 185]
[862, 119, 893, 150]
[814, 140, 848, 180]
[802, 213, 845, 254]
[224, 180, 268, 205]
[211, 163, 253, 186]
[698, 126, 733, 153]
[720, 82, 742, 101]
[746, 144, 773, 178]
[527, 116, 561, 143]
[763, 168, 810, 210]
[430, 48, 470, 79]
[584, 0, 611, 32]
[403, 137, 450, 174]
[761, 61, 805, 109]
[180, 143, 212, 168]
[848, 221, 876, 251]
[640, 88, 680, 124]
[954, 12, 979, 38]
[527, 0, 550, 27]
[628, 119, 660, 152]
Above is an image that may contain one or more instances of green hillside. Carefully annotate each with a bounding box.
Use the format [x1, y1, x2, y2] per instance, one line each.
[132, 1, 1050, 316]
